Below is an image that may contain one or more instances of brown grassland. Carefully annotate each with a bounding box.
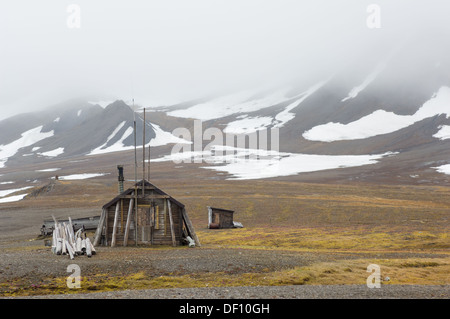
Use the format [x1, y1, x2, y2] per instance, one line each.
[0, 160, 449, 297]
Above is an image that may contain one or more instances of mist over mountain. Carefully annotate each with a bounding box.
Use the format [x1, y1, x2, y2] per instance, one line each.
[1, 1, 450, 119]
[1, 32, 449, 183]
[1, 1, 450, 183]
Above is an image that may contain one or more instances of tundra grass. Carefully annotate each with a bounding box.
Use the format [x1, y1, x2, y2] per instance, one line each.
[196, 226, 450, 252]
[1, 257, 448, 296]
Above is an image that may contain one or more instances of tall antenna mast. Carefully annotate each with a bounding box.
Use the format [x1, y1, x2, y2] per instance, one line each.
[133, 99, 137, 187]
[133, 98, 138, 245]
[148, 137, 151, 181]
[142, 108, 146, 197]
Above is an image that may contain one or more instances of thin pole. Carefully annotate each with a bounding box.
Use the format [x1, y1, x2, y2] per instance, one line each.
[133, 99, 138, 245]
[148, 143, 151, 181]
[133, 100, 137, 186]
[142, 108, 146, 197]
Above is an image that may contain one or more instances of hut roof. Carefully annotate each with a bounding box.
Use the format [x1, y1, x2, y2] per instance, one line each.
[208, 206, 234, 214]
[103, 180, 185, 209]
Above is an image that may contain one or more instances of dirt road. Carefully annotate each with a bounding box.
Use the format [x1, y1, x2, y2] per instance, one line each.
[9, 284, 449, 299]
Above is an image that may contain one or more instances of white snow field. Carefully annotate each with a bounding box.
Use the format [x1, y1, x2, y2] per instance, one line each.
[219, 81, 329, 134]
[0, 186, 34, 198]
[153, 145, 394, 180]
[433, 125, 450, 140]
[0, 126, 54, 168]
[0, 186, 34, 203]
[58, 173, 109, 180]
[303, 86, 450, 142]
[168, 87, 297, 121]
[38, 147, 65, 157]
[434, 164, 450, 175]
[0, 194, 29, 203]
[36, 168, 61, 172]
[224, 116, 274, 134]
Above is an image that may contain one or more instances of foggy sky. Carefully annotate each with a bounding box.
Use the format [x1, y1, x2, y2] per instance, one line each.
[1, 0, 449, 120]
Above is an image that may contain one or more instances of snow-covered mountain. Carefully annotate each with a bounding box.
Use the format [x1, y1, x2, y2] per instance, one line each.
[0, 99, 187, 169]
[152, 38, 450, 181]
[1, 37, 450, 183]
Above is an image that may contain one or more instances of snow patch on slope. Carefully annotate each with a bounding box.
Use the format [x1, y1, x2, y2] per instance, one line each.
[153, 145, 394, 180]
[58, 173, 109, 180]
[274, 80, 329, 128]
[434, 164, 450, 175]
[342, 62, 386, 102]
[223, 80, 329, 134]
[38, 147, 65, 157]
[0, 194, 28, 203]
[0, 186, 33, 198]
[224, 117, 273, 134]
[304, 86, 450, 142]
[36, 168, 61, 172]
[433, 125, 450, 140]
[168, 87, 294, 121]
[0, 126, 54, 168]
[88, 122, 191, 156]
[150, 124, 193, 147]
[88, 125, 133, 155]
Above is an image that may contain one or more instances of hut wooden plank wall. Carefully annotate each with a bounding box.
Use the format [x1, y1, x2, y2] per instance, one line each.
[207, 206, 235, 229]
[93, 180, 200, 248]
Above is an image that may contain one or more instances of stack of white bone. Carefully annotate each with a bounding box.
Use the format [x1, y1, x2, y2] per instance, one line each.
[51, 215, 96, 259]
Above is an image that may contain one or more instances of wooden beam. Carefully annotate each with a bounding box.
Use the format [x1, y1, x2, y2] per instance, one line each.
[123, 199, 134, 246]
[105, 207, 109, 246]
[111, 202, 120, 247]
[121, 199, 124, 234]
[93, 208, 106, 246]
[167, 200, 176, 247]
[182, 208, 201, 247]
[116, 194, 170, 200]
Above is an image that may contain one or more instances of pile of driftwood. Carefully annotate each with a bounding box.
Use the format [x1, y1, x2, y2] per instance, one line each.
[51, 216, 96, 259]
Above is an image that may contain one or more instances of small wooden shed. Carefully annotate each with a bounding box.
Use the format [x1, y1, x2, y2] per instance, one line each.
[207, 206, 235, 229]
[93, 180, 200, 247]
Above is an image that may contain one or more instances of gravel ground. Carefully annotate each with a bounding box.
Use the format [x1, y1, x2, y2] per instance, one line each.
[1, 242, 449, 300]
[0, 206, 448, 300]
[9, 284, 450, 299]
[1, 242, 447, 281]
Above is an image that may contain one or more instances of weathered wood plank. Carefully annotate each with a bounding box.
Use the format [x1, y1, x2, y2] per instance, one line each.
[115, 194, 169, 200]
[93, 208, 106, 246]
[167, 200, 176, 247]
[111, 202, 121, 247]
[182, 208, 201, 247]
[123, 198, 134, 246]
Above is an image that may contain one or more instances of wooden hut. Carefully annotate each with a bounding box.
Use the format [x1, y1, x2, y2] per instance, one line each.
[93, 180, 200, 247]
[207, 206, 235, 229]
